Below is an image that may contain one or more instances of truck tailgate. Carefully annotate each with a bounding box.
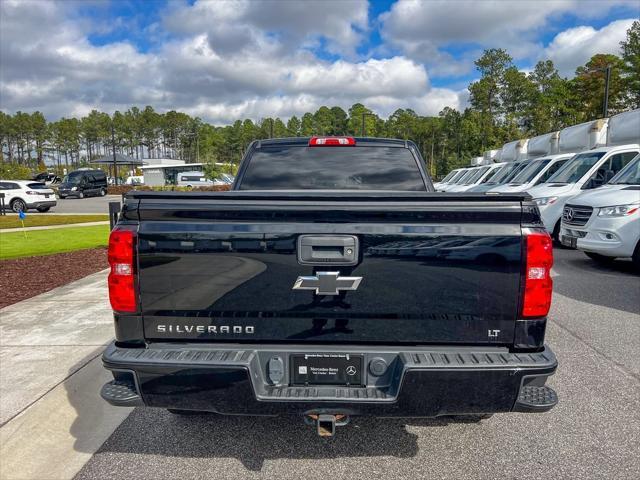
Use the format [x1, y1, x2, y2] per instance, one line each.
[131, 192, 526, 345]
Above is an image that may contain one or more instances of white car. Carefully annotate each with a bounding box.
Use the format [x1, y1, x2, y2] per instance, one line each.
[489, 154, 573, 194]
[0, 180, 57, 212]
[560, 154, 640, 266]
[528, 144, 639, 239]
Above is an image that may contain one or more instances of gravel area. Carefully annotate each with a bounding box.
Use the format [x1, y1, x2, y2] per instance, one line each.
[0, 248, 107, 308]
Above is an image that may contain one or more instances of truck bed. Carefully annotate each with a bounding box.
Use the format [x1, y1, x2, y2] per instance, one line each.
[118, 191, 540, 347]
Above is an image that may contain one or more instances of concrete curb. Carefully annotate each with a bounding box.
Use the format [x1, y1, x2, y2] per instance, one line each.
[1, 221, 110, 233]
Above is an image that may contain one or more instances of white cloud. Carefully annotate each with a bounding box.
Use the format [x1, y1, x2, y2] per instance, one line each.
[163, 0, 369, 57]
[380, 0, 638, 77]
[545, 19, 635, 75]
[0, 0, 465, 124]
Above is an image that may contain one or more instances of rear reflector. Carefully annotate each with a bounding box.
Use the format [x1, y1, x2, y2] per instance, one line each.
[522, 230, 553, 318]
[309, 136, 356, 146]
[108, 228, 136, 313]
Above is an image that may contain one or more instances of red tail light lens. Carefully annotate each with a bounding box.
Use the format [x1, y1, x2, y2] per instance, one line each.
[522, 230, 553, 318]
[309, 136, 356, 146]
[108, 228, 136, 313]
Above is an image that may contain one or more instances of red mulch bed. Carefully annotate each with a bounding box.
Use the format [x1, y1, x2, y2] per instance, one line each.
[0, 248, 108, 309]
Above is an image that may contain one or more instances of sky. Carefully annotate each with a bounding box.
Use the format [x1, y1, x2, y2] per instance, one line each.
[0, 0, 638, 125]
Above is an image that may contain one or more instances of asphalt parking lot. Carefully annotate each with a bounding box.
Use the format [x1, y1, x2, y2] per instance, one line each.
[73, 247, 640, 480]
[51, 195, 121, 214]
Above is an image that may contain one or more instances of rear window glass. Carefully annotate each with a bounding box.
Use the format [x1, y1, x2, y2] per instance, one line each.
[26, 183, 48, 189]
[239, 145, 425, 190]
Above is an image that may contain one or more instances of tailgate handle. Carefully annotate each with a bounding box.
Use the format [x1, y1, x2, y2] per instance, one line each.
[297, 235, 358, 265]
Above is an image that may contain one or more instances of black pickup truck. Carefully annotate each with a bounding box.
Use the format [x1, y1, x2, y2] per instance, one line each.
[101, 136, 557, 436]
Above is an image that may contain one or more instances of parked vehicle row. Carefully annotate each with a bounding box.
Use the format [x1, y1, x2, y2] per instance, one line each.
[434, 109, 640, 267]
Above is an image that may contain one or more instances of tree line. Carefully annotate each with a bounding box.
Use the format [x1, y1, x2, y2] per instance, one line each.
[1, 21, 638, 179]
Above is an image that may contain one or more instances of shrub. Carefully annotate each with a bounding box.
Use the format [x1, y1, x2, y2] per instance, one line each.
[107, 184, 231, 195]
[0, 163, 33, 180]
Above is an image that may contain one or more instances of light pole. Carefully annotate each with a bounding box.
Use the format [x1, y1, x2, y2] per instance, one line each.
[586, 64, 612, 118]
[603, 65, 611, 118]
[111, 121, 118, 185]
[361, 112, 374, 136]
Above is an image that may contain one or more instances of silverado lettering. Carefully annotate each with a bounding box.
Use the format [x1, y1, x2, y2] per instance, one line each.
[156, 325, 255, 334]
[101, 136, 558, 437]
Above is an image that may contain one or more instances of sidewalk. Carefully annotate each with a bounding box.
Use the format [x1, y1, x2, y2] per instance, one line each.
[0, 270, 132, 480]
[1, 221, 109, 233]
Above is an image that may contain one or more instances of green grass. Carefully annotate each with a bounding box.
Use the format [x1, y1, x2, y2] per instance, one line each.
[0, 225, 110, 260]
[0, 214, 109, 229]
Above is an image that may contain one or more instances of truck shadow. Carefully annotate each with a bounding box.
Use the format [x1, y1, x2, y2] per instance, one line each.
[88, 408, 482, 471]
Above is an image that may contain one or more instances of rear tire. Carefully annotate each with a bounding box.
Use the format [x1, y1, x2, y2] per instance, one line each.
[78, 191, 84, 199]
[552, 220, 562, 244]
[10, 199, 26, 213]
[632, 241, 640, 270]
[585, 252, 616, 264]
[100, 188, 107, 196]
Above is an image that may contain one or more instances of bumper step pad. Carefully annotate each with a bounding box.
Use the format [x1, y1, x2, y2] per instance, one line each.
[101, 380, 144, 407]
[514, 385, 558, 413]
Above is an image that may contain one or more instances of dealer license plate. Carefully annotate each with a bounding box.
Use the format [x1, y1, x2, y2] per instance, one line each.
[291, 353, 363, 386]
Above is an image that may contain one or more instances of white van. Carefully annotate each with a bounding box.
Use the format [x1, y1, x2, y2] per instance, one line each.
[528, 144, 639, 238]
[447, 164, 503, 192]
[445, 167, 484, 192]
[176, 171, 213, 188]
[433, 168, 462, 190]
[489, 154, 573, 194]
[468, 160, 529, 192]
[559, 154, 640, 266]
[438, 168, 469, 191]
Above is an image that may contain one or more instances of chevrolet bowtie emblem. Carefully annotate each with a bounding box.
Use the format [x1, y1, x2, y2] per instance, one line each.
[293, 271, 362, 296]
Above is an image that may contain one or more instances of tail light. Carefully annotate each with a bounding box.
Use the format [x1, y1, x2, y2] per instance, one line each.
[309, 136, 356, 146]
[522, 230, 553, 318]
[108, 227, 136, 312]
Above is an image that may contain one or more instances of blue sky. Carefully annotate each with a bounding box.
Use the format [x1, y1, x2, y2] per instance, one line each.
[1, 0, 638, 123]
